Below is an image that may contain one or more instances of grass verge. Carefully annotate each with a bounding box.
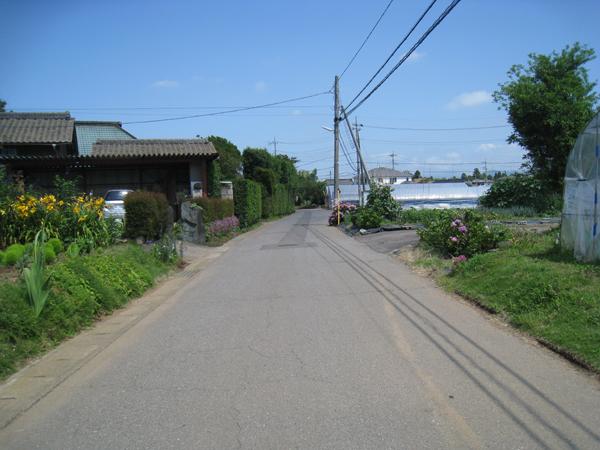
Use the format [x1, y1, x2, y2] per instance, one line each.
[399, 231, 600, 372]
[0, 244, 175, 380]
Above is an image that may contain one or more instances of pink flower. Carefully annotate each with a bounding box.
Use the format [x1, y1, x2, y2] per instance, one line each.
[450, 236, 459, 243]
[458, 225, 468, 233]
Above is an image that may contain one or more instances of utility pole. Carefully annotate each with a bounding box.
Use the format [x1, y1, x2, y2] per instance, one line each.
[269, 137, 278, 155]
[353, 117, 364, 206]
[389, 152, 397, 170]
[333, 75, 340, 209]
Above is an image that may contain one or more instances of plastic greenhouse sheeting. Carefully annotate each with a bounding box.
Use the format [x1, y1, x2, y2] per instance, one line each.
[561, 111, 600, 262]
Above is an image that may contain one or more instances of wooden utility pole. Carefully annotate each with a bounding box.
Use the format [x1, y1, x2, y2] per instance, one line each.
[333, 76, 340, 209]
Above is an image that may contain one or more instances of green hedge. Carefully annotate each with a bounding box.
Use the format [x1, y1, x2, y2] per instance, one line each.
[234, 179, 262, 227]
[124, 191, 170, 240]
[191, 197, 234, 223]
[0, 244, 173, 380]
[262, 184, 294, 218]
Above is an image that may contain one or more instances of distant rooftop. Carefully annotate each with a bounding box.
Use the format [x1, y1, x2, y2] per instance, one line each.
[0, 112, 74, 144]
[368, 167, 413, 178]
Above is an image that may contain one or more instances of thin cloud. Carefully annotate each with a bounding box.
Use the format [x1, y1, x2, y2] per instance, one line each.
[254, 81, 267, 93]
[152, 80, 179, 88]
[478, 143, 498, 151]
[447, 90, 492, 110]
[404, 50, 425, 62]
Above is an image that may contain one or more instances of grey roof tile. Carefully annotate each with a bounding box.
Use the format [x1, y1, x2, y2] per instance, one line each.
[0, 112, 75, 144]
[92, 139, 217, 158]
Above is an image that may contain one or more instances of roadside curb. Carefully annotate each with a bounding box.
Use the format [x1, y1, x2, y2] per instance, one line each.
[0, 244, 228, 431]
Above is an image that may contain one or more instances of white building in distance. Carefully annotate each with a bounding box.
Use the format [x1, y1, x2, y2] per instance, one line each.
[368, 167, 413, 185]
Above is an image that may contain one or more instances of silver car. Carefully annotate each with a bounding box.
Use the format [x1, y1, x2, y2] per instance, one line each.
[103, 189, 133, 220]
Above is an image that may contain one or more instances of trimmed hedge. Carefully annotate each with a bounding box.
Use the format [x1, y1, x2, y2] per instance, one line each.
[0, 244, 173, 380]
[262, 183, 294, 218]
[234, 179, 262, 227]
[124, 191, 170, 240]
[191, 197, 234, 223]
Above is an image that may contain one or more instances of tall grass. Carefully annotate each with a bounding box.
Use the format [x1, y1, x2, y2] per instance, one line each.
[22, 231, 50, 317]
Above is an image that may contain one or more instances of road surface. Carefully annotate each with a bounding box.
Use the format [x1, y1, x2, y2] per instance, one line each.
[1, 209, 599, 449]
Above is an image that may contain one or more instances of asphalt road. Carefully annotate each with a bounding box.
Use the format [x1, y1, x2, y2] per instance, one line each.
[2, 209, 600, 449]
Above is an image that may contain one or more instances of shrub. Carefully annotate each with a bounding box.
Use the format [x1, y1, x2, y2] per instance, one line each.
[207, 160, 222, 198]
[124, 191, 170, 240]
[351, 207, 383, 229]
[191, 197, 234, 223]
[234, 179, 262, 227]
[0, 251, 4, 265]
[152, 233, 179, 264]
[47, 238, 63, 254]
[66, 242, 80, 257]
[4, 244, 25, 266]
[328, 203, 357, 226]
[479, 175, 560, 213]
[367, 183, 401, 220]
[44, 246, 56, 263]
[417, 210, 509, 257]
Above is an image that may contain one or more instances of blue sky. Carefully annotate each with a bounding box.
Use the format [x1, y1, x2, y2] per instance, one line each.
[2, 0, 599, 178]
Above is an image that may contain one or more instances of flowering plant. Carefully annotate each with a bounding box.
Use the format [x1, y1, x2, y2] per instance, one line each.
[0, 192, 113, 250]
[417, 210, 508, 257]
[207, 215, 240, 238]
[328, 202, 357, 226]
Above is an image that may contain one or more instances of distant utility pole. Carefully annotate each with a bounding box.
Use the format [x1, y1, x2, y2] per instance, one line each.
[353, 117, 364, 206]
[269, 137, 278, 155]
[389, 152, 397, 170]
[333, 76, 340, 208]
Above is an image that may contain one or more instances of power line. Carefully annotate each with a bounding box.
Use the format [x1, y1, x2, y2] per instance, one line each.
[122, 91, 331, 124]
[340, 134, 357, 171]
[363, 160, 522, 166]
[362, 124, 509, 131]
[339, 0, 396, 79]
[345, 0, 438, 110]
[361, 137, 506, 144]
[11, 105, 330, 111]
[346, 0, 462, 116]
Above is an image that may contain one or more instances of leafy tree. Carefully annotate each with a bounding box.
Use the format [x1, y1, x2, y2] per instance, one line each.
[207, 136, 242, 180]
[296, 169, 325, 206]
[472, 168, 482, 179]
[413, 169, 421, 179]
[493, 43, 599, 192]
[461, 173, 468, 181]
[0, 99, 6, 112]
[242, 147, 274, 181]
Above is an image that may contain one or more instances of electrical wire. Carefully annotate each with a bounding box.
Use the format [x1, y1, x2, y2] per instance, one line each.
[122, 91, 332, 124]
[346, 0, 462, 116]
[345, 0, 438, 110]
[339, 0, 396, 79]
[362, 124, 509, 131]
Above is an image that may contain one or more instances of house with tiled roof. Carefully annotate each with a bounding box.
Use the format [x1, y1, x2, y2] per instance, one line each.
[0, 112, 217, 205]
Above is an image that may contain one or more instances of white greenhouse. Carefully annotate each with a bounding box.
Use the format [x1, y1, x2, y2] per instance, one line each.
[561, 112, 600, 262]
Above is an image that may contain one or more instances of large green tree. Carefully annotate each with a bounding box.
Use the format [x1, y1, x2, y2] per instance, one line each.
[207, 136, 242, 181]
[493, 43, 598, 192]
[0, 99, 6, 112]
